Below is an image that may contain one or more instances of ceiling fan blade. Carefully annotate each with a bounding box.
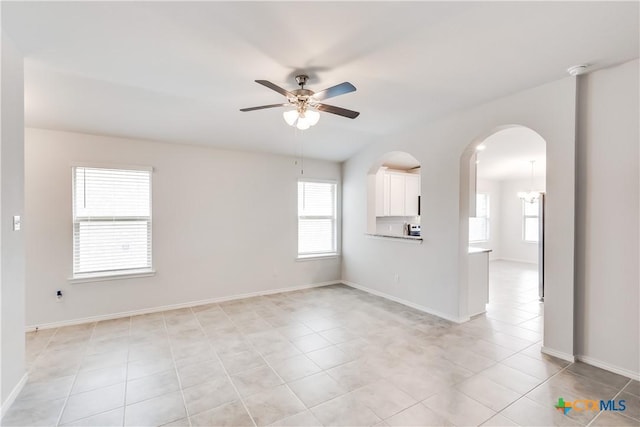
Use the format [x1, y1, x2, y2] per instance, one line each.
[312, 82, 356, 101]
[315, 103, 360, 119]
[255, 80, 294, 97]
[240, 103, 289, 112]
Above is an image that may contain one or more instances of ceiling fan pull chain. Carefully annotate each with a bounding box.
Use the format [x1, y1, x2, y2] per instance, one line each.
[296, 128, 304, 176]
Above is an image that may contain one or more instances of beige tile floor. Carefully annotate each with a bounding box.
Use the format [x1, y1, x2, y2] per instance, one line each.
[2, 261, 638, 426]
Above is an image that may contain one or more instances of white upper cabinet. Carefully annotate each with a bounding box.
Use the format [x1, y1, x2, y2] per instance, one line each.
[388, 173, 406, 216]
[404, 174, 420, 216]
[375, 169, 420, 217]
[375, 169, 389, 216]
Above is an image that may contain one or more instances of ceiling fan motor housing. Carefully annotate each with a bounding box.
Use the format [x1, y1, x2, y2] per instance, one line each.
[295, 74, 309, 87]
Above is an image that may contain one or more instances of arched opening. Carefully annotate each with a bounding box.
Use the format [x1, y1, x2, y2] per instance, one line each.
[367, 151, 421, 238]
[460, 125, 548, 332]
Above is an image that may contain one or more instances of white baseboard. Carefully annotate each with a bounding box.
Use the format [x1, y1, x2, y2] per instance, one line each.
[26, 280, 341, 332]
[576, 355, 640, 381]
[342, 280, 468, 323]
[1, 372, 28, 417]
[541, 346, 576, 363]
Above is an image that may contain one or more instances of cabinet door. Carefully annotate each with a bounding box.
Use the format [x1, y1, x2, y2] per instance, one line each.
[388, 174, 406, 216]
[404, 174, 420, 216]
[375, 170, 386, 216]
[383, 173, 390, 216]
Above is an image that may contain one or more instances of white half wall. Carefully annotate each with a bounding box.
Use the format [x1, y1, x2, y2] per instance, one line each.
[575, 59, 639, 378]
[25, 128, 341, 327]
[0, 31, 26, 409]
[342, 77, 577, 358]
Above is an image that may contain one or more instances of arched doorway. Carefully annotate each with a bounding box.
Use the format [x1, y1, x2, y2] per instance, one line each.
[465, 127, 547, 329]
[459, 124, 573, 361]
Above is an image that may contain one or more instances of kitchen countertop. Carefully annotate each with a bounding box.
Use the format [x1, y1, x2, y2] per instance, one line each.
[468, 247, 492, 254]
[366, 233, 423, 242]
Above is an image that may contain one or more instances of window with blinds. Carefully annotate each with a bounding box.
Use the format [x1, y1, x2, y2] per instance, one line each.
[469, 193, 490, 242]
[523, 198, 539, 242]
[72, 166, 152, 278]
[298, 180, 337, 257]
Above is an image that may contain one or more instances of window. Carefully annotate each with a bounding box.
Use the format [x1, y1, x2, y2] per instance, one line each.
[72, 166, 152, 279]
[523, 198, 540, 242]
[298, 180, 337, 257]
[469, 193, 490, 242]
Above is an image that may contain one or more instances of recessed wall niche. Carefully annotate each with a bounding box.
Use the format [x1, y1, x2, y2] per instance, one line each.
[366, 151, 421, 238]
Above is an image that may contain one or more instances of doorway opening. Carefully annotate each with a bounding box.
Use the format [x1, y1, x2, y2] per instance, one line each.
[466, 126, 547, 334]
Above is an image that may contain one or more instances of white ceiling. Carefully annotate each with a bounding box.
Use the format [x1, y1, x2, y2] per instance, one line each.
[476, 127, 546, 181]
[3, 2, 638, 162]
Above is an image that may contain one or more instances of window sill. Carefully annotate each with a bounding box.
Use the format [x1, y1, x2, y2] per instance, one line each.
[296, 254, 339, 261]
[69, 270, 156, 284]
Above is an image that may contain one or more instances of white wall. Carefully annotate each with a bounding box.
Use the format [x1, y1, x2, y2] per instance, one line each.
[0, 31, 26, 409]
[575, 59, 639, 378]
[499, 177, 546, 264]
[470, 178, 501, 260]
[25, 128, 341, 327]
[342, 76, 577, 364]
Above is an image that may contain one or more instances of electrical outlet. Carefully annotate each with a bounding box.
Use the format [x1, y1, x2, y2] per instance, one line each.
[394, 273, 400, 283]
[56, 290, 63, 302]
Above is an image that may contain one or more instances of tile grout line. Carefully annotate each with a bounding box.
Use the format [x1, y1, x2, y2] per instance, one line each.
[55, 322, 97, 426]
[49, 321, 131, 426]
[164, 311, 194, 427]
[585, 378, 633, 427]
[219, 302, 334, 424]
[64, 319, 180, 425]
[426, 338, 557, 424]
[491, 361, 575, 425]
[25, 327, 59, 375]
[219, 301, 359, 424]
[191, 305, 257, 427]
[121, 315, 132, 427]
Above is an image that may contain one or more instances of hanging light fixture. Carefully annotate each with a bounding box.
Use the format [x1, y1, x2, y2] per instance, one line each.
[282, 107, 320, 130]
[518, 160, 541, 203]
[283, 110, 298, 126]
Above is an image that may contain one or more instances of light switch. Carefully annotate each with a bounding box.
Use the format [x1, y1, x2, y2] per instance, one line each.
[13, 215, 21, 231]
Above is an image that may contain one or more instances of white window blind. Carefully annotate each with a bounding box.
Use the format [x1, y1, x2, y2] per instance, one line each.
[73, 167, 152, 277]
[298, 181, 337, 257]
[523, 198, 539, 242]
[469, 193, 490, 242]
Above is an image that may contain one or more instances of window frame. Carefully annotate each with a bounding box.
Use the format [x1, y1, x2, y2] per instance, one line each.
[297, 179, 339, 260]
[70, 165, 154, 282]
[522, 198, 540, 243]
[469, 193, 490, 243]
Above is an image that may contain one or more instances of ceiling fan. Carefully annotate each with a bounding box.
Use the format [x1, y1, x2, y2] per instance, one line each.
[240, 75, 360, 130]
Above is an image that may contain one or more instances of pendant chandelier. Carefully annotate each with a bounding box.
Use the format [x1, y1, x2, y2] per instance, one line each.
[517, 160, 541, 203]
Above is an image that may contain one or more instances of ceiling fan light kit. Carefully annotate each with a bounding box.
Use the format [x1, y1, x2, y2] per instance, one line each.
[241, 74, 360, 130]
[283, 108, 320, 130]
